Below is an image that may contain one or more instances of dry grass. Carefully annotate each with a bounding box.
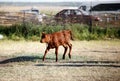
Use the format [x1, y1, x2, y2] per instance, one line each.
[0, 65, 120, 81]
[0, 40, 120, 81]
[0, 40, 120, 61]
[0, 6, 68, 15]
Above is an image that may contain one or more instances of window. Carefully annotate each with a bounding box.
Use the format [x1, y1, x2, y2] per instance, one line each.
[75, 10, 82, 15]
[64, 10, 71, 15]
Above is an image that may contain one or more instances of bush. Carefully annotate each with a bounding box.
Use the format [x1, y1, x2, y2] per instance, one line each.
[0, 23, 120, 41]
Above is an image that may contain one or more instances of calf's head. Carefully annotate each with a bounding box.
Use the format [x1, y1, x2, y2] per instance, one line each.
[40, 32, 51, 43]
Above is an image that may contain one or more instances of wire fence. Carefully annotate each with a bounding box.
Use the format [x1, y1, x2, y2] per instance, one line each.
[0, 12, 40, 26]
[0, 11, 120, 28]
[92, 12, 120, 28]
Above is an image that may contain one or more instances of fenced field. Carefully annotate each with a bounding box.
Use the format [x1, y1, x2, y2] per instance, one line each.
[0, 6, 67, 26]
[0, 6, 120, 27]
[0, 5, 120, 81]
[0, 40, 120, 81]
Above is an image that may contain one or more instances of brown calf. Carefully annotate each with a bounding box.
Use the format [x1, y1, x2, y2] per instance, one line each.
[40, 30, 73, 62]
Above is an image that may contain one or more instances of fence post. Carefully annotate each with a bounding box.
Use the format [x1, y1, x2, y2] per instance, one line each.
[22, 12, 28, 37]
[89, 1, 93, 33]
[23, 12, 25, 27]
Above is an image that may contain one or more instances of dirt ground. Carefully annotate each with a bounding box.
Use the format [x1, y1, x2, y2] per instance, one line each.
[0, 40, 120, 81]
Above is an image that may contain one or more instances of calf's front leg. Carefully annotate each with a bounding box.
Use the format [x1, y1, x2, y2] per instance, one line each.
[43, 47, 50, 61]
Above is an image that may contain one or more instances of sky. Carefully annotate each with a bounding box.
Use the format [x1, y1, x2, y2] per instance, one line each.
[0, 0, 118, 2]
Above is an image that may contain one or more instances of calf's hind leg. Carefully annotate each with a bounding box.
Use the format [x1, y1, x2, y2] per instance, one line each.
[68, 43, 72, 59]
[62, 44, 68, 60]
[55, 47, 59, 62]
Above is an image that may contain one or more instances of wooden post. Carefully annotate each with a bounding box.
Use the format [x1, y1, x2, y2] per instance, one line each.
[89, 1, 93, 33]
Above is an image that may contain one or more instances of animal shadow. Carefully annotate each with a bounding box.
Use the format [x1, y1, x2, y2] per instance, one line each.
[0, 56, 41, 64]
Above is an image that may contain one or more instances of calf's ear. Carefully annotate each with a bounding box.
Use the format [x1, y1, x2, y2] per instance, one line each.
[42, 32, 46, 35]
[42, 32, 46, 37]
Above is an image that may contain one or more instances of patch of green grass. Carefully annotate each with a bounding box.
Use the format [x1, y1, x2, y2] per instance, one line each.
[0, 23, 120, 41]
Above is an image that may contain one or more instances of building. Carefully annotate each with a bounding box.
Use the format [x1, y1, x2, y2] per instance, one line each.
[79, 1, 120, 12]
